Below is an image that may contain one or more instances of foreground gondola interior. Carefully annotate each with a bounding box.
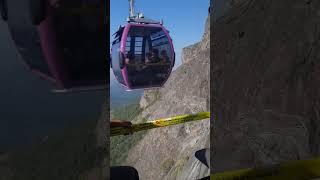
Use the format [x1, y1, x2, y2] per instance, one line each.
[4, 0, 107, 92]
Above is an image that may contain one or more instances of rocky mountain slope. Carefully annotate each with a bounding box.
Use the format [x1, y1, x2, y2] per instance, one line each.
[212, 0, 320, 173]
[123, 15, 210, 180]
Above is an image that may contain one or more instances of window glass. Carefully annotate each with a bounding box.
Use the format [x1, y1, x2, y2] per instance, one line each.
[125, 26, 173, 88]
[52, 4, 107, 86]
[111, 42, 125, 85]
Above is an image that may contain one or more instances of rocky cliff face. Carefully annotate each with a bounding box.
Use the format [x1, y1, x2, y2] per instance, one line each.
[212, 0, 320, 173]
[125, 16, 210, 180]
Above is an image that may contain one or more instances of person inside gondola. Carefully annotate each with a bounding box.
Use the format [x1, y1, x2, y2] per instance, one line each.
[126, 51, 143, 86]
[151, 49, 161, 63]
[125, 51, 135, 64]
[145, 52, 151, 63]
[148, 49, 161, 63]
[125, 51, 135, 79]
[158, 50, 170, 78]
[152, 50, 170, 81]
[147, 49, 164, 84]
[160, 50, 169, 63]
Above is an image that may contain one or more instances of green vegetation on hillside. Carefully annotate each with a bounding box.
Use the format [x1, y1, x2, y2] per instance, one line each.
[110, 103, 147, 166]
[110, 103, 142, 121]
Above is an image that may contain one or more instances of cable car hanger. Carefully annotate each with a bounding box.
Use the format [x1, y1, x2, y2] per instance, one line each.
[126, 0, 163, 25]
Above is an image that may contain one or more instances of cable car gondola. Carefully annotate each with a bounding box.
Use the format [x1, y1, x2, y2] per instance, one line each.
[2, 0, 107, 92]
[111, 0, 175, 90]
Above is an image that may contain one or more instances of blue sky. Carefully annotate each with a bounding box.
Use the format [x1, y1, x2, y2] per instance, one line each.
[110, 0, 209, 70]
